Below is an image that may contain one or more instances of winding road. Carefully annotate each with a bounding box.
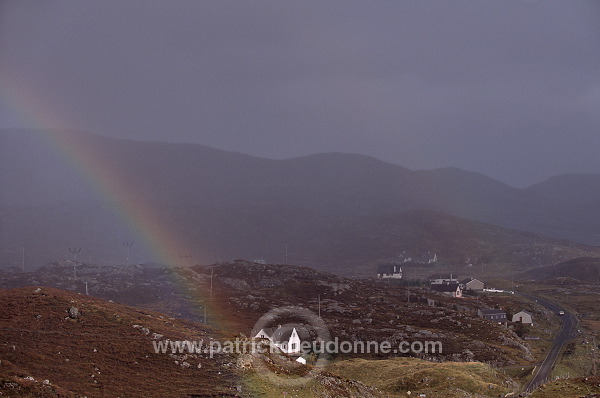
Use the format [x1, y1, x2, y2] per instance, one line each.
[519, 293, 578, 393]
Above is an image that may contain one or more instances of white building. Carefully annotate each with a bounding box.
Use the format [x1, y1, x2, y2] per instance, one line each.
[253, 325, 303, 355]
[512, 310, 533, 325]
[460, 277, 485, 291]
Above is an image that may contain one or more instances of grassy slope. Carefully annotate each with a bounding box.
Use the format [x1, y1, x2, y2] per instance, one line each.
[328, 357, 517, 397]
[528, 376, 600, 398]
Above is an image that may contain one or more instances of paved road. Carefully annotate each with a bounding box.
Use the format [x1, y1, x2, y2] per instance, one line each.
[519, 293, 577, 393]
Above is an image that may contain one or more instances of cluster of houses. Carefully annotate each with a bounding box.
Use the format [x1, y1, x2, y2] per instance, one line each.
[376, 252, 438, 280]
[252, 284, 534, 362]
[427, 274, 485, 298]
[426, 275, 534, 326]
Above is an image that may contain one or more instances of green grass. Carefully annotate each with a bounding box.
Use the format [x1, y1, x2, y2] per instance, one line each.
[529, 376, 600, 398]
[327, 357, 517, 397]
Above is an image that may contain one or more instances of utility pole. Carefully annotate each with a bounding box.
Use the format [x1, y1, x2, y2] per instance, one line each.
[285, 242, 288, 265]
[123, 241, 133, 266]
[596, 264, 600, 294]
[210, 268, 214, 298]
[69, 248, 81, 278]
[593, 335, 597, 376]
[318, 294, 321, 318]
[21, 246, 25, 272]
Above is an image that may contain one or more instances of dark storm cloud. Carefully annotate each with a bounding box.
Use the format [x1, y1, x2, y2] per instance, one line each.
[1, 0, 599, 186]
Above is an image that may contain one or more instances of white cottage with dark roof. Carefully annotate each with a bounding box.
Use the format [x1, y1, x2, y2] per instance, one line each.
[253, 325, 303, 355]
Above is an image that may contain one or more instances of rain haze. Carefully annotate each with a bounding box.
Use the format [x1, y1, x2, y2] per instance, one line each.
[1, 0, 599, 187]
[2, 3, 600, 396]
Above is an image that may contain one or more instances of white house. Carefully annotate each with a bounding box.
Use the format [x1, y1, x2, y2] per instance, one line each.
[423, 252, 438, 264]
[460, 277, 485, 291]
[512, 310, 533, 325]
[253, 325, 303, 355]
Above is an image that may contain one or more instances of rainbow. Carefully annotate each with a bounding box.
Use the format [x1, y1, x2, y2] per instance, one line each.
[1, 73, 228, 327]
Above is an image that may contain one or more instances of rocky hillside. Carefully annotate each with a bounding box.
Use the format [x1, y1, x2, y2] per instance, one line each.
[193, 261, 537, 367]
[0, 262, 207, 322]
[1, 260, 542, 368]
[0, 286, 239, 397]
[0, 286, 400, 398]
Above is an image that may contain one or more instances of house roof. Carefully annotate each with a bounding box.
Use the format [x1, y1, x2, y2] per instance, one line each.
[272, 326, 296, 344]
[428, 273, 457, 280]
[479, 309, 506, 315]
[377, 264, 401, 274]
[513, 310, 532, 316]
[269, 324, 312, 344]
[430, 283, 460, 292]
[255, 327, 275, 338]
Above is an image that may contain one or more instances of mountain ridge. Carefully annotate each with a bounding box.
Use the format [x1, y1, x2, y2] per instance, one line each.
[2, 129, 600, 270]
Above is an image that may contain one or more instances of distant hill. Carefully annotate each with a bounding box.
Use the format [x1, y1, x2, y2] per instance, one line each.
[2, 129, 600, 270]
[526, 174, 600, 205]
[1, 203, 599, 274]
[518, 257, 600, 282]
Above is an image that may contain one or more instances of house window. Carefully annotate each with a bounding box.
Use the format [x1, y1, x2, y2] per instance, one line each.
[291, 343, 296, 350]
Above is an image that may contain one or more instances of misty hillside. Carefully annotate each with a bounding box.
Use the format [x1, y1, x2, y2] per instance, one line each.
[1, 129, 600, 270]
[526, 174, 600, 205]
[1, 201, 598, 275]
[517, 257, 600, 283]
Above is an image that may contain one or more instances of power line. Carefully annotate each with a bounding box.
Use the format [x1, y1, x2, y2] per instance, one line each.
[69, 248, 81, 278]
[123, 241, 133, 266]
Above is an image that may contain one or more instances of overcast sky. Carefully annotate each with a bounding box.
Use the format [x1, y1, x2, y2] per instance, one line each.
[1, 0, 599, 187]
